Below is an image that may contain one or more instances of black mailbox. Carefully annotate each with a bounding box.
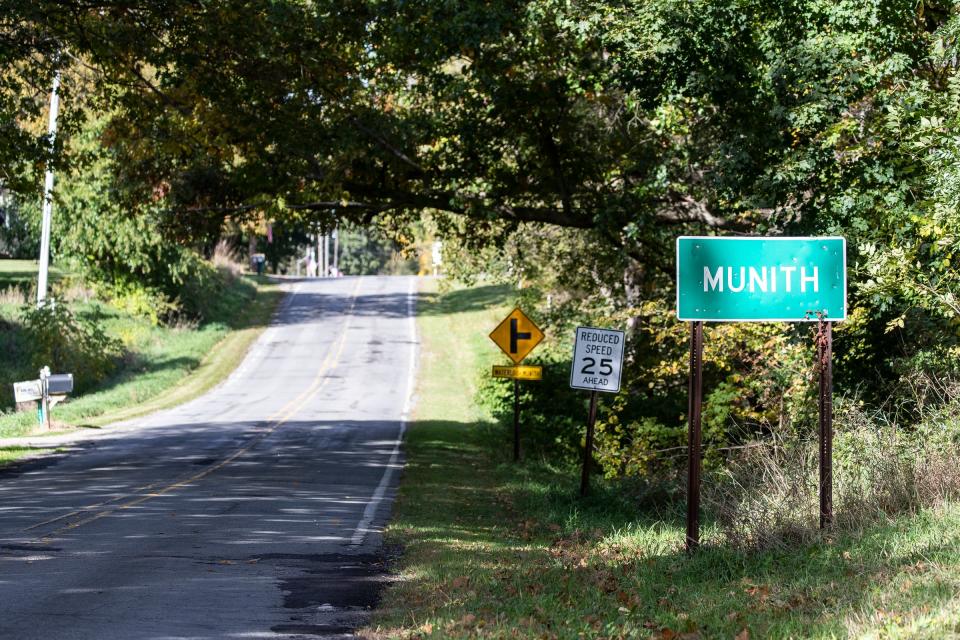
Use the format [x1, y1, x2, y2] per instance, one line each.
[46, 373, 73, 395]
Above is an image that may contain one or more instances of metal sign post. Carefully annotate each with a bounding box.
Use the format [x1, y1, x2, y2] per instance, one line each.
[675, 236, 847, 551]
[580, 390, 599, 497]
[490, 308, 545, 462]
[513, 379, 521, 462]
[570, 326, 626, 497]
[817, 318, 833, 528]
[685, 321, 704, 551]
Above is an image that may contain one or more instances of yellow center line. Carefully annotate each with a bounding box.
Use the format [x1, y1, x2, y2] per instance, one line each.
[22, 479, 166, 532]
[29, 276, 364, 542]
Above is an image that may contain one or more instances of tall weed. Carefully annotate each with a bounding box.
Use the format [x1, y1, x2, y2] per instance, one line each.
[704, 397, 960, 549]
[211, 239, 244, 283]
[0, 285, 27, 306]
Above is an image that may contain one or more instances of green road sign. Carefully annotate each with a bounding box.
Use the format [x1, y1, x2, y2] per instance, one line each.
[676, 237, 846, 322]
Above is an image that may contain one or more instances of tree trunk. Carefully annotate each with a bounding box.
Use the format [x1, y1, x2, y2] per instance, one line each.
[623, 258, 645, 338]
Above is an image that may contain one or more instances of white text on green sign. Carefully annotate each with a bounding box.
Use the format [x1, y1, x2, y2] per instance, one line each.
[676, 237, 846, 322]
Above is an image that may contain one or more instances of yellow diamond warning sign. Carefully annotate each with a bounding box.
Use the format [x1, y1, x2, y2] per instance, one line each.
[489, 308, 544, 364]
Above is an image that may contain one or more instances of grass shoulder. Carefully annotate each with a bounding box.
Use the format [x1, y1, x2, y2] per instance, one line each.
[369, 281, 960, 640]
[0, 260, 64, 288]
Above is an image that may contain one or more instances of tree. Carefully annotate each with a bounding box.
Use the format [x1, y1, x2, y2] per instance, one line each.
[1, 2, 943, 236]
[5, 0, 960, 386]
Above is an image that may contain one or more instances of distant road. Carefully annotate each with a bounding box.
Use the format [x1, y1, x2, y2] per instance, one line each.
[0, 276, 418, 639]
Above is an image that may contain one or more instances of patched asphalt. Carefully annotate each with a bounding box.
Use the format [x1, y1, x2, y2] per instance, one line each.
[0, 275, 418, 639]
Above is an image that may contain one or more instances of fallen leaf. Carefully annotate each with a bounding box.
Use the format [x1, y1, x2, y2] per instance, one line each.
[735, 629, 749, 640]
[745, 585, 770, 602]
[421, 622, 433, 634]
[459, 614, 476, 627]
[450, 576, 469, 589]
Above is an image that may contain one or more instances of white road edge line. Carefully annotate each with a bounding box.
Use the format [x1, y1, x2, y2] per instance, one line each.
[350, 276, 418, 546]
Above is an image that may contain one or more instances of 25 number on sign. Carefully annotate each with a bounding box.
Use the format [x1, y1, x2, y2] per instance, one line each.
[579, 357, 614, 377]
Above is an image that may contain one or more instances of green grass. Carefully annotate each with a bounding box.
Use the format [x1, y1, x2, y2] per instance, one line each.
[0, 271, 282, 440]
[0, 259, 63, 289]
[369, 281, 960, 640]
[0, 446, 54, 464]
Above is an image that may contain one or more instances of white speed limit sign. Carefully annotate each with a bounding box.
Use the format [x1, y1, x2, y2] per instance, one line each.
[569, 327, 625, 393]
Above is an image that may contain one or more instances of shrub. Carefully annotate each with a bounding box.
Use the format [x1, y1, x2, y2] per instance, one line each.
[19, 301, 124, 394]
[91, 250, 249, 325]
[0, 203, 39, 259]
[97, 280, 178, 326]
[476, 346, 587, 462]
[179, 253, 257, 325]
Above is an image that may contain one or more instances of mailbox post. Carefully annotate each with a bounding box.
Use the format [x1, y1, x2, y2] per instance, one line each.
[36, 367, 73, 429]
[39, 367, 50, 429]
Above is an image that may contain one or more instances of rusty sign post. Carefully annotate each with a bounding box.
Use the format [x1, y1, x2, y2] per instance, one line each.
[816, 316, 833, 529]
[492, 364, 544, 461]
[490, 309, 545, 462]
[677, 237, 847, 552]
[686, 321, 704, 551]
[514, 379, 521, 462]
[580, 390, 599, 497]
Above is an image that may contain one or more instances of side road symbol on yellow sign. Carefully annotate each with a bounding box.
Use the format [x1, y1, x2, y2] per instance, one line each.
[492, 365, 543, 380]
[489, 308, 544, 364]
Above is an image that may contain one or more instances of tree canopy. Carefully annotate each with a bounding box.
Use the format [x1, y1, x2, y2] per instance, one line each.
[4, 1, 950, 248]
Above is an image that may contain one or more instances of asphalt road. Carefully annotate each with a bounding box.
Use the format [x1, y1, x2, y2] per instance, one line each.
[0, 275, 418, 639]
